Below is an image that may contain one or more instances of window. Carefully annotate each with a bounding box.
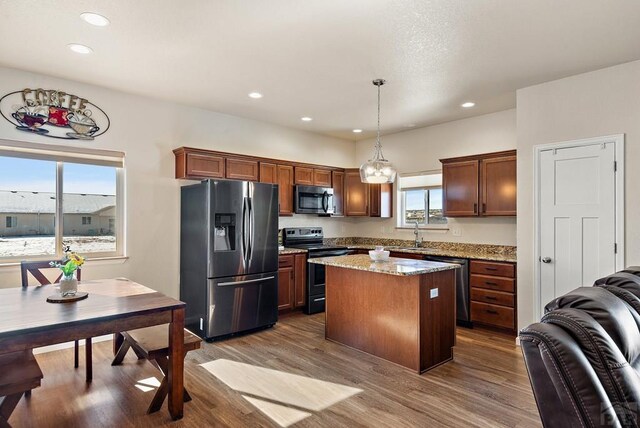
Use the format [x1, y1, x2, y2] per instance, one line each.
[5, 216, 17, 228]
[398, 172, 447, 227]
[0, 140, 124, 261]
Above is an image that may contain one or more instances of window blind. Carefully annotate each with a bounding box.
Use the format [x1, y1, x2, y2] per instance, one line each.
[398, 172, 442, 190]
[0, 139, 124, 168]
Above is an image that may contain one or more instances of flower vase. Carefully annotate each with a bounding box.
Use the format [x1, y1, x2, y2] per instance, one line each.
[59, 272, 78, 297]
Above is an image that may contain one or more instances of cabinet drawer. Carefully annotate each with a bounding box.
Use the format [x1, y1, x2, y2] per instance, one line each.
[470, 274, 515, 292]
[471, 302, 515, 330]
[278, 255, 294, 268]
[471, 288, 514, 307]
[470, 260, 515, 278]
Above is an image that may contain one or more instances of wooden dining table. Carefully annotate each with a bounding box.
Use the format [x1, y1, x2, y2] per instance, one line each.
[0, 278, 186, 420]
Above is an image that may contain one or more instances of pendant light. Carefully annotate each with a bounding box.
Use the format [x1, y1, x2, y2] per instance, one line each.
[359, 79, 397, 184]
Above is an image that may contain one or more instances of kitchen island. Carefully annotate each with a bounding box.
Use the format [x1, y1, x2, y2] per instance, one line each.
[308, 254, 459, 373]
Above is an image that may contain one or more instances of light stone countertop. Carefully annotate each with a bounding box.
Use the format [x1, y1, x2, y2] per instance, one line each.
[278, 247, 308, 255]
[308, 254, 460, 276]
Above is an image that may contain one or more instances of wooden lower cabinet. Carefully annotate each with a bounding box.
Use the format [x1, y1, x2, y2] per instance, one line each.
[470, 260, 516, 332]
[278, 254, 307, 312]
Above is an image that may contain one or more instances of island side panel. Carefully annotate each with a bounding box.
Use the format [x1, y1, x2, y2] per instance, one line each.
[420, 269, 456, 372]
[325, 266, 421, 372]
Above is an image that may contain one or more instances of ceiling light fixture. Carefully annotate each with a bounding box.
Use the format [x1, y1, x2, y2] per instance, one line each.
[68, 44, 93, 54]
[359, 79, 396, 184]
[80, 12, 110, 27]
[248, 92, 263, 99]
[352, 129, 362, 133]
[301, 117, 313, 122]
[461, 101, 475, 108]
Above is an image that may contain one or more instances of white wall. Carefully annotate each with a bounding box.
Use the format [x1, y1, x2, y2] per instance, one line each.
[516, 60, 640, 330]
[0, 66, 355, 295]
[354, 109, 517, 245]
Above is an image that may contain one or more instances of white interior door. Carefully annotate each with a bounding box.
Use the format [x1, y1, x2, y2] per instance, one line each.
[538, 141, 619, 315]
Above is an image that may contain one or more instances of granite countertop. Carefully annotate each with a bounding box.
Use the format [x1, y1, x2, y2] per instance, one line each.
[342, 244, 516, 263]
[278, 247, 308, 255]
[308, 254, 460, 277]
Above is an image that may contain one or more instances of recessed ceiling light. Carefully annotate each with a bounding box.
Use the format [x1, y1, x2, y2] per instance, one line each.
[80, 12, 110, 27]
[301, 117, 313, 122]
[248, 92, 263, 99]
[461, 102, 475, 108]
[352, 129, 363, 133]
[68, 44, 93, 54]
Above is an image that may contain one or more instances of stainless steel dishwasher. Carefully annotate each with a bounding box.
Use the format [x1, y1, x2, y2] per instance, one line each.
[423, 255, 471, 327]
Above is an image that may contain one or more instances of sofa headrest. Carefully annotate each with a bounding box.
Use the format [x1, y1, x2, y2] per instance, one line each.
[544, 286, 640, 363]
[621, 266, 640, 277]
[600, 284, 640, 317]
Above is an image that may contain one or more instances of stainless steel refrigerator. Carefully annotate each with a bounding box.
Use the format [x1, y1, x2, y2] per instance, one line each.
[180, 180, 279, 340]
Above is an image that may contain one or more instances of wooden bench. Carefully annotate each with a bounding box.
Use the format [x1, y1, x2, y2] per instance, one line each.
[111, 325, 201, 414]
[0, 350, 43, 428]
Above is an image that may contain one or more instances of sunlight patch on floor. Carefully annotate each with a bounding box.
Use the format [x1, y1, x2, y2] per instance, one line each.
[242, 395, 312, 427]
[135, 376, 161, 392]
[201, 359, 362, 426]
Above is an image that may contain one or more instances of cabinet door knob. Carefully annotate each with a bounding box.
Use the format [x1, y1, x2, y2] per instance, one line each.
[541, 257, 552, 264]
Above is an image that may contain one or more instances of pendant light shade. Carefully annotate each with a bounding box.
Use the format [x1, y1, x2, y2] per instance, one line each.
[359, 79, 397, 184]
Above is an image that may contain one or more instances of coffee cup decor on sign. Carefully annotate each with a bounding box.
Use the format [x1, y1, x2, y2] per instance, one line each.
[0, 88, 109, 140]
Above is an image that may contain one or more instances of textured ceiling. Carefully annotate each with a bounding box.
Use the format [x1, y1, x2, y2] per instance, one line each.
[1, 0, 639, 140]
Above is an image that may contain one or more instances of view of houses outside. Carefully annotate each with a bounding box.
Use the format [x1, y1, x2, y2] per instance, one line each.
[0, 157, 117, 257]
[404, 188, 446, 225]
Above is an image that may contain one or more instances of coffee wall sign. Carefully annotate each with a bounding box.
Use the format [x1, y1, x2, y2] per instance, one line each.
[0, 88, 110, 140]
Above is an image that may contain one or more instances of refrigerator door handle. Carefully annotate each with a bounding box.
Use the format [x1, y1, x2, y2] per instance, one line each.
[248, 195, 254, 262]
[218, 276, 276, 287]
[241, 196, 249, 264]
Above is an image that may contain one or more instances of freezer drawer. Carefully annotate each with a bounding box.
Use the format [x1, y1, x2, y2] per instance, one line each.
[207, 271, 278, 339]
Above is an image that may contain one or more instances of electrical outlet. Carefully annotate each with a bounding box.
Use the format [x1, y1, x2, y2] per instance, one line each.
[452, 228, 461, 237]
[430, 288, 439, 299]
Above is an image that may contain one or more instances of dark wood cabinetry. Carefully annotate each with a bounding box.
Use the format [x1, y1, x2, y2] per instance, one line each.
[332, 170, 345, 216]
[278, 256, 295, 311]
[481, 155, 516, 216]
[278, 253, 307, 312]
[441, 150, 516, 217]
[259, 162, 277, 184]
[294, 167, 314, 185]
[295, 167, 332, 187]
[344, 170, 392, 218]
[313, 169, 332, 187]
[226, 157, 259, 181]
[174, 148, 225, 179]
[277, 165, 294, 216]
[345, 170, 369, 216]
[470, 260, 516, 332]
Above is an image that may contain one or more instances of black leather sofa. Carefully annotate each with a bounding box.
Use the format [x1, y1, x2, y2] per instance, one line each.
[520, 267, 640, 427]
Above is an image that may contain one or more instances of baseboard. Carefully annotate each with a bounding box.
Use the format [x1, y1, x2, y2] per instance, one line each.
[33, 334, 112, 355]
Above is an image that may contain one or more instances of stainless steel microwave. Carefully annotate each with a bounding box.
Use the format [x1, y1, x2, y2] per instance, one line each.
[295, 185, 334, 215]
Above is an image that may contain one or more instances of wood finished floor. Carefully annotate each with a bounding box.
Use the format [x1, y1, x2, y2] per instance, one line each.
[11, 312, 541, 427]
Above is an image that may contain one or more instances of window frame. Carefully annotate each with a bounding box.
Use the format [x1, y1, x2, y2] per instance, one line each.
[0, 140, 125, 263]
[397, 172, 448, 230]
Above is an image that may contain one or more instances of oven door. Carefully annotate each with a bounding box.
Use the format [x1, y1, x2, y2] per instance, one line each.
[306, 249, 350, 297]
[295, 186, 334, 214]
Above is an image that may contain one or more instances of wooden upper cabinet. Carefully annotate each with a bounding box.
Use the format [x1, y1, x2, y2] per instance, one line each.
[259, 162, 278, 184]
[442, 160, 480, 217]
[226, 157, 259, 181]
[345, 169, 369, 216]
[369, 183, 393, 218]
[277, 164, 294, 216]
[294, 167, 314, 185]
[313, 169, 332, 187]
[481, 155, 516, 216]
[174, 148, 225, 179]
[441, 150, 516, 217]
[332, 170, 345, 216]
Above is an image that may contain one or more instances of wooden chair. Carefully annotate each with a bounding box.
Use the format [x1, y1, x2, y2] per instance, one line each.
[20, 261, 93, 382]
[111, 325, 201, 413]
[0, 350, 43, 428]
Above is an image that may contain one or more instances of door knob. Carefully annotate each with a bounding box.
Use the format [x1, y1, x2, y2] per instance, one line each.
[541, 257, 552, 264]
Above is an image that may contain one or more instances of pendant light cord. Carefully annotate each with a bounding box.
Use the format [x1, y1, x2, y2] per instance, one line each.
[374, 80, 386, 161]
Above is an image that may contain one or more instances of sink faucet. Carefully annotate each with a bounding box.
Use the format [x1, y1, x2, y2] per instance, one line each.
[414, 221, 423, 248]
